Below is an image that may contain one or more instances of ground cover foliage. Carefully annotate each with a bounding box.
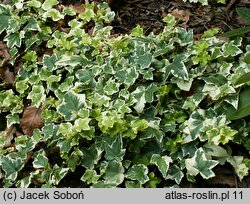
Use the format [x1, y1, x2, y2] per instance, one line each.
[0, 0, 250, 187]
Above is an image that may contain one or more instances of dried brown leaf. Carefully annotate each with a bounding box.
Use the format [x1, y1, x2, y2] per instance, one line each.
[20, 107, 44, 136]
[3, 69, 15, 84]
[68, 4, 85, 14]
[2, 125, 16, 148]
[0, 41, 10, 66]
[172, 9, 191, 25]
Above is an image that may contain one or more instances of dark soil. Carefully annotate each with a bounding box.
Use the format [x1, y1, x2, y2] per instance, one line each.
[110, 0, 250, 36]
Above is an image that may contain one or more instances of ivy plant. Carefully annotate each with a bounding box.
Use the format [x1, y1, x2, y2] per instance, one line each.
[0, 0, 249, 187]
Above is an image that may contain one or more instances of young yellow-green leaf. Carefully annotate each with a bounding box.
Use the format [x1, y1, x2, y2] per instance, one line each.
[150, 154, 172, 179]
[81, 169, 100, 185]
[57, 91, 87, 121]
[131, 119, 149, 134]
[27, 0, 42, 8]
[125, 164, 149, 184]
[43, 9, 63, 21]
[130, 25, 144, 37]
[185, 148, 219, 179]
[74, 118, 91, 132]
[42, 0, 59, 10]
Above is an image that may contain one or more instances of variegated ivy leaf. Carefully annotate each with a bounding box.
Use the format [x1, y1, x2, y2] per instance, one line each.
[166, 53, 189, 80]
[103, 78, 120, 95]
[5, 31, 25, 48]
[43, 54, 57, 71]
[55, 55, 90, 67]
[57, 122, 74, 138]
[1, 156, 24, 181]
[81, 145, 102, 169]
[125, 164, 149, 184]
[227, 156, 249, 181]
[27, 84, 46, 107]
[132, 86, 146, 113]
[79, 6, 96, 22]
[96, 111, 127, 135]
[57, 91, 87, 121]
[24, 16, 41, 31]
[42, 0, 59, 10]
[167, 165, 184, 185]
[182, 0, 208, 6]
[74, 118, 91, 132]
[50, 165, 69, 186]
[104, 160, 125, 186]
[183, 108, 216, 142]
[132, 42, 152, 69]
[33, 151, 49, 169]
[27, 0, 42, 8]
[104, 135, 126, 161]
[222, 41, 242, 57]
[185, 148, 219, 179]
[150, 154, 172, 179]
[81, 169, 100, 185]
[42, 9, 64, 21]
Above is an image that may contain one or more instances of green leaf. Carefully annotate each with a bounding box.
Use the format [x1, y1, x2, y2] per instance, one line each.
[104, 135, 126, 161]
[223, 26, 250, 38]
[125, 164, 149, 184]
[130, 25, 144, 37]
[185, 148, 219, 179]
[227, 87, 250, 120]
[237, 7, 250, 24]
[0, 5, 11, 34]
[235, 72, 250, 85]
[57, 91, 87, 121]
[81, 145, 102, 169]
[104, 160, 125, 185]
[150, 154, 172, 179]
[1, 156, 24, 181]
